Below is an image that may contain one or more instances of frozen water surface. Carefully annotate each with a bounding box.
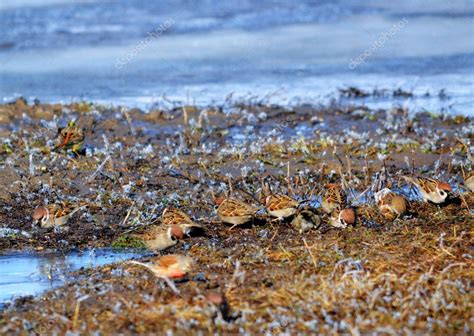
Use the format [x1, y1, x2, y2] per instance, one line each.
[0, 248, 147, 305]
[0, 0, 472, 114]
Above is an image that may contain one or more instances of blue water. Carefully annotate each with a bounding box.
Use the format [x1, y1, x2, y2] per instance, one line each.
[0, 248, 146, 305]
[0, 0, 473, 113]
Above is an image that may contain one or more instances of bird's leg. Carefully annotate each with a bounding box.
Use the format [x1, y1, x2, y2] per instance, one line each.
[269, 217, 283, 224]
[228, 224, 238, 231]
[159, 276, 180, 295]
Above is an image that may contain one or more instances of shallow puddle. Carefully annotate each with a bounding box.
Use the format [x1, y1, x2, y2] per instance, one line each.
[0, 248, 147, 306]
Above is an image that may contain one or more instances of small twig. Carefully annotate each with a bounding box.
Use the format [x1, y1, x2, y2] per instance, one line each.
[364, 155, 370, 186]
[438, 232, 455, 257]
[72, 301, 81, 330]
[72, 295, 89, 330]
[302, 238, 318, 273]
[122, 107, 136, 136]
[287, 161, 293, 195]
[121, 203, 135, 227]
[333, 149, 344, 168]
[182, 106, 189, 127]
[457, 192, 470, 212]
[441, 262, 467, 274]
[88, 155, 111, 182]
[460, 165, 466, 181]
[226, 260, 243, 295]
[228, 176, 234, 195]
[346, 155, 353, 182]
[270, 227, 279, 241]
[351, 187, 371, 205]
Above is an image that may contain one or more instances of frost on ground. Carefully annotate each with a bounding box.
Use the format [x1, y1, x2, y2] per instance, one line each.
[0, 97, 472, 334]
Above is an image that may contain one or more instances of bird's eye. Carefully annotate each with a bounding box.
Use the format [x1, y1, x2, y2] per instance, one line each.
[439, 190, 446, 197]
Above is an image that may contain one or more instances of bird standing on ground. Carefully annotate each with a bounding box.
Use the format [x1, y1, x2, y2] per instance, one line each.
[291, 207, 321, 233]
[262, 193, 299, 220]
[328, 208, 356, 228]
[127, 254, 194, 279]
[321, 183, 348, 214]
[126, 254, 194, 294]
[403, 176, 452, 204]
[161, 207, 203, 237]
[33, 203, 87, 228]
[54, 121, 84, 155]
[215, 196, 259, 229]
[320, 183, 355, 228]
[375, 188, 408, 220]
[132, 225, 183, 251]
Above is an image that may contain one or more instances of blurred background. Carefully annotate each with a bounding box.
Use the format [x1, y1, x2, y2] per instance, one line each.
[0, 0, 472, 114]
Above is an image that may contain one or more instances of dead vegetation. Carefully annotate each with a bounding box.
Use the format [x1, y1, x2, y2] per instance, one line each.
[0, 97, 472, 334]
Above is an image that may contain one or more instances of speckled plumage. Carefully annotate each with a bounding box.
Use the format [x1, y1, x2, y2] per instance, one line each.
[321, 183, 347, 213]
[264, 194, 299, 219]
[375, 188, 407, 220]
[216, 197, 258, 228]
[404, 176, 452, 204]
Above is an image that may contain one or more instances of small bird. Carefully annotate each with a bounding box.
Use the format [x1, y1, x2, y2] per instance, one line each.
[132, 225, 183, 251]
[33, 204, 87, 228]
[321, 183, 347, 213]
[161, 207, 203, 237]
[215, 197, 259, 229]
[464, 172, 474, 192]
[54, 121, 84, 154]
[374, 188, 408, 220]
[291, 208, 321, 233]
[403, 176, 452, 204]
[127, 254, 194, 279]
[328, 208, 356, 228]
[262, 194, 299, 220]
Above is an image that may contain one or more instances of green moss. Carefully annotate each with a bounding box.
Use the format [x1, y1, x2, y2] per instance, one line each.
[2, 143, 13, 154]
[111, 235, 147, 249]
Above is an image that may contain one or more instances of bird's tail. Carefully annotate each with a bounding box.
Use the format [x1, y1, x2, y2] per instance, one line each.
[66, 205, 88, 218]
[126, 260, 152, 270]
[402, 176, 418, 185]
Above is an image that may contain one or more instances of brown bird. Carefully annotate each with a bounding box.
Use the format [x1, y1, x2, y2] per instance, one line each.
[127, 254, 194, 279]
[329, 208, 356, 228]
[262, 193, 299, 220]
[375, 188, 408, 220]
[132, 225, 183, 251]
[321, 183, 347, 214]
[215, 197, 259, 229]
[127, 254, 194, 294]
[33, 203, 87, 228]
[161, 207, 203, 237]
[54, 120, 84, 154]
[403, 176, 452, 204]
[291, 208, 321, 233]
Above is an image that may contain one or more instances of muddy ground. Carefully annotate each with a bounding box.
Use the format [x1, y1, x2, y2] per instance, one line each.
[0, 96, 472, 334]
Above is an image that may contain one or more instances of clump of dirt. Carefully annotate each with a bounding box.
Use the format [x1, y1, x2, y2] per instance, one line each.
[0, 97, 472, 334]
